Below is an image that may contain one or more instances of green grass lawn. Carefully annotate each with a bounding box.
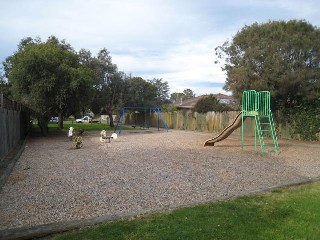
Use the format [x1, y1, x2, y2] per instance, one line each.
[52, 181, 320, 240]
[47, 121, 114, 132]
[44, 121, 141, 134]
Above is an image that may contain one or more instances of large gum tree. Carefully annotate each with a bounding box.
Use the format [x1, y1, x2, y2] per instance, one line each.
[4, 37, 94, 136]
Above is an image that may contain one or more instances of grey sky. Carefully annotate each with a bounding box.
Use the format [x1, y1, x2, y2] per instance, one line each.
[1, 0, 319, 95]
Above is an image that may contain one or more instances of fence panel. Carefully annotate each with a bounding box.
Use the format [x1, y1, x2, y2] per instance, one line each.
[120, 108, 318, 141]
[0, 111, 21, 159]
[0, 94, 31, 160]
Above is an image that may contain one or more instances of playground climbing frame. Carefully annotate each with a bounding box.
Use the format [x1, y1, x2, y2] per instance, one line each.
[241, 90, 279, 155]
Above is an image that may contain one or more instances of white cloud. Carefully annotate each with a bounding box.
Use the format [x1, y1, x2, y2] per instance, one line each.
[113, 35, 228, 95]
[1, 0, 320, 95]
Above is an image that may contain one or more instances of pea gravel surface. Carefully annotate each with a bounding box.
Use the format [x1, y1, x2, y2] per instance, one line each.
[0, 129, 320, 230]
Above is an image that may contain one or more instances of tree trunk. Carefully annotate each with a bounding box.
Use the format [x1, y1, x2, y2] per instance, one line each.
[107, 111, 114, 127]
[58, 112, 63, 129]
[38, 117, 49, 136]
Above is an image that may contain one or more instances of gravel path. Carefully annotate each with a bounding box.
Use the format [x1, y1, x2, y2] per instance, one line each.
[0, 129, 320, 230]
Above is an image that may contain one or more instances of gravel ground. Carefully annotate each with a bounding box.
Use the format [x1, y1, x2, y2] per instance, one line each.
[0, 129, 320, 230]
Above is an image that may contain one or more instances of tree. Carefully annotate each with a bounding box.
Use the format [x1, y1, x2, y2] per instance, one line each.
[0, 71, 11, 97]
[17, 36, 41, 51]
[149, 78, 170, 106]
[170, 92, 183, 104]
[123, 77, 157, 107]
[170, 88, 196, 103]
[194, 94, 231, 113]
[183, 88, 195, 100]
[4, 37, 94, 135]
[93, 72, 125, 127]
[84, 48, 124, 127]
[215, 20, 320, 110]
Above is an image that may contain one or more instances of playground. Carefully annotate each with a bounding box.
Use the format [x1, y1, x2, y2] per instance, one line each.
[205, 90, 279, 156]
[0, 128, 320, 234]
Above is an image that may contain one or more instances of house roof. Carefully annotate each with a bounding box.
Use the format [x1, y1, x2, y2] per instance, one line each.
[175, 95, 206, 109]
[175, 93, 236, 109]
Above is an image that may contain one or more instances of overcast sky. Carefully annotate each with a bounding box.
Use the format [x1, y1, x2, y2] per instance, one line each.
[1, 0, 320, 96]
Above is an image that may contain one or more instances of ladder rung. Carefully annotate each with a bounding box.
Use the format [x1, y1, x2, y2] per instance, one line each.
[267, 150, 277, 152]
[253, 112, 279, 155]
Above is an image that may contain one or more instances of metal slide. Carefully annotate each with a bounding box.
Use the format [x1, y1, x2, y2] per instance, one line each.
[204, 112, 242, 146]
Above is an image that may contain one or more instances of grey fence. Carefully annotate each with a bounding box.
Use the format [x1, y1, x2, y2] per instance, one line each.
[0, 94, 31, 160]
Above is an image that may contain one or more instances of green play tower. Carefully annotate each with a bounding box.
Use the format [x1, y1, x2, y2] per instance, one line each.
[241, 90, 279, 155]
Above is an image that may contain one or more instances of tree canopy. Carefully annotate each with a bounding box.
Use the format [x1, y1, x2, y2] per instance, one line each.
[149, 78, 170, 106]
[170, 88, 196, 103]
[3, 36, 175, 132]
[0, 71, 11, 97]
[78, 49, 170, 126]
[215, 20, 320, 110]
[194, 94, 231, 113]
[78, 48, 124, 127]
[123, 77, 157, 107]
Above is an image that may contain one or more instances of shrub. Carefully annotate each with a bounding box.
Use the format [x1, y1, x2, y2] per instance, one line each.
[194, 94, 231, 113]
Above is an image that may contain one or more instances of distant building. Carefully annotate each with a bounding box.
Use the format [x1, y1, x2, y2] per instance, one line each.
[174, 95, 206, 110]
[175, 93, 239, 110]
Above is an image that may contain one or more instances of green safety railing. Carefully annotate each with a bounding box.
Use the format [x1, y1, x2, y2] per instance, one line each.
[241, 90, 278, 155]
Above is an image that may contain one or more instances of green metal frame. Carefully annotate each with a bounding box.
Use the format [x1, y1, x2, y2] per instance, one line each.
[241, 90, 279, 155]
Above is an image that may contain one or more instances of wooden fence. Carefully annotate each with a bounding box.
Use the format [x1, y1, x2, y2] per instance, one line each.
[123, 110, 319, 140]
[162, 111, 257, 137]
